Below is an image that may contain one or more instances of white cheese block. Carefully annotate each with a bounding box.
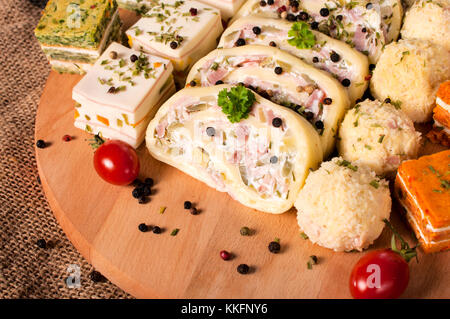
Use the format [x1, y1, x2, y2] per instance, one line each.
[186, 45, 350, 157]
[196, 0, 246, 20]
[146, 85, 323, 214]
[231, 0, 403, 63]
[219, 15, 369, 104]
[72, 42, 175, 148]
[125, 0, 223, 81]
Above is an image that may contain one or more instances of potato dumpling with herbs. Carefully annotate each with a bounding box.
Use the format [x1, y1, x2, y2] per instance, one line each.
[370, 39, 450, 123]
[338, 99, 421, 175]
[295, 157, 391, 252]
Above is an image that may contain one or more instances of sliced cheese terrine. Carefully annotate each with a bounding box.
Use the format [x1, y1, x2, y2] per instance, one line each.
[34, 0, 123, 74]
[231, 0, 403, 63]
[196, 0, 247, 20]
[395, 150, 450, 253]
[186, 45, 350, 157]
[219, 16, 369, 104]
[146, 85, 323, 214]
[126, 0, 223, 86]
[72, 42, 175, 148]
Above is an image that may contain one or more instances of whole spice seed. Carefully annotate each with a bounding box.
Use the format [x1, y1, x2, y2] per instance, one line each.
[336, 14, 343, 21]
[89, 270, 106, 283]
[189, 80, 197, 87]
[310, 21, 319, 30]
[268, 241, 281, 253]
[314, 120, 324, 130]
[36, 239, 47, 249]
[260, 0, 267, 6]
[132, 188, 142, 199]
[141, 186, 150, 196]
[305, 111, 314, 121]
[341, 79, 351, 87]
[189, 7, 198, 16]
[330, 51, 341, 62]
[286, 13, 296, 21]
[236, 38, 246, 46]
[323, 97, 332, 105]
[252, 26, 261, 35]
[62, 134, 72, 142]
[144, 178, 154, 187]
[269, 41, 277, 47]
[307, 255, 318, 269]
[215, 80, 224, 85]
[237, 264, 250, 274]
[220, 250, 231, 260]
[36, 139, 46, 148]
[268, 0, 274, 5]
[152, 226, 162, 234]
[206, 127, 216, 136]
[240, 226, 250, 236]
[369, 63, 376, 71]
[320, 8, 329, 17]
[184, 201, 192, 209]
[304, 84, 315, 94]
[298, 11, 309, 21]
[312, 56, 319, 63]
[170, 41, 178, 49]
[274, 66, 283, 74]
[170, 228, 180, 236]
[270, 156, 278, 164]
[138, 196, 148, 204]
[130, 54, 138, 62]
[109, 51, 118, 59]
[108, 86, 116, 94]
[190, 207, 199, 215]
[272, 117, 282, 127]
[138, 223, 148, 232]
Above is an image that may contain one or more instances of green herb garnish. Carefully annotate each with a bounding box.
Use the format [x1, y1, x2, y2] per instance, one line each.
[300, 232, 309, 240]
[336, 159, 358, 171]
[170, 228, 179, 236]
[378, 134, 385, 143]
[287, 22, 316, 49]
[370, 180, 380, 189]
[218, 86, 256, 123]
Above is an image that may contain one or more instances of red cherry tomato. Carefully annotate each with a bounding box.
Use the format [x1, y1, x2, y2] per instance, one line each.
[93, 140, 139, 185]
[349, 249, 409, 299]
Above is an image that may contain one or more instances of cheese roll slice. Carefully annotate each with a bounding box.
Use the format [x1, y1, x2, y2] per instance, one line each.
[146, 85, 323, 214]
[186, 46, 350, 157]
[219, 16, 369, 104]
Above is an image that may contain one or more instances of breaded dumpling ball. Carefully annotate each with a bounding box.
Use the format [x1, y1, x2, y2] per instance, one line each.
[401, 0, 450, 51]
[370, 39, 450, 123]
[295, 157, 391, 252]
[338, 99, 422, 175]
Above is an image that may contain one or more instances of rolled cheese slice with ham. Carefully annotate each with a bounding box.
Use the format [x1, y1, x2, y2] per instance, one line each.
[186, 45, 350, 157]
[146, 85, 323, 214]
[230, 0, 403, 63]
[219, 15, 369, 104]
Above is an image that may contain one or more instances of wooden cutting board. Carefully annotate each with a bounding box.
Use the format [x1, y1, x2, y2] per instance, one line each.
[34, 10, 450, 299]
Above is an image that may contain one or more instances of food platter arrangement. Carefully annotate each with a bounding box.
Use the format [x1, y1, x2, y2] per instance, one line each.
[34, 0, 449, 298]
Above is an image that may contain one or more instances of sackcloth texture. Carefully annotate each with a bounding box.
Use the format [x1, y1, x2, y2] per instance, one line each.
[0, 0, 132, 298]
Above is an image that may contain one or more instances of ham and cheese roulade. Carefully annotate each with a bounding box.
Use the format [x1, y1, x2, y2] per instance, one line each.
[146, 85, 323, 214]
[230, 0, 403, 63]
[186, 45, 350, 157]
[219, 16, 369, 104]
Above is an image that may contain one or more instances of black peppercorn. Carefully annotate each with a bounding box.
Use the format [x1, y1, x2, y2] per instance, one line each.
[36, 239, 46, 249]
[305, 111, 314, 121]
[252, 26, 261, 35]
[361, 27, 367, 33]
[184, 201, 192, 209]
[341, 78, 351, 87]
[108, 86, 116, 94]
[132, 187, 142, 198]
[190, 207, 199, 215]
[310, 21, 319, 30]
[189, 80, 197, 87]
[384, 98, 391, 104]
[236, 38, 246, 46]
[138, 196, 148, 204]
[152, 226, 161, 234]
[314, 120, 324, 130]
[330, 51, 341, 62]
[270, 156, 278, 164]
[138, 223, 148, 232]
[312, 56, 319, 63]
[272, 117, 282, 127]
[289, 0, 299, 8]
[298, 11, 309, 21]
[336, 14, 343, 21]
[237, 264, 250, 274]
[89, 270, 106, 283]
[369, 63, 376, 71]
[286, 13, 296, 21]
[366, 2, 373, 9]
[144, 178, 154, 187]
[130, 54, 138, 62]
[215, 80, 224, 85]
[267, 0, 274, 5]
[323, 97, 332, 105]
[170, 41, 178, 49]
[320, 8, 329, 17]
[260, 0, 267, 6]
[268, 241, 281, 253]
[36, 139, 46, 149]
[274, 66, 283, 74]
[142, 186, 151, 197]
[189, 7, 197, 16]
[206, 127, 215, 136]
[269, 41, 277, 47]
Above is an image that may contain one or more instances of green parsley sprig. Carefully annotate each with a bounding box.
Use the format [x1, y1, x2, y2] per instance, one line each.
[218, 86, 256, 123]
[287, 22, 316, 49]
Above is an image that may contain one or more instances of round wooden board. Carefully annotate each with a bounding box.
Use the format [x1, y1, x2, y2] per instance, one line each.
[34, 10, 449, 299]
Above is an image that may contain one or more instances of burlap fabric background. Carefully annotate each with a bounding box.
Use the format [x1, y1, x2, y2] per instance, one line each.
[0, 0, 132, 298]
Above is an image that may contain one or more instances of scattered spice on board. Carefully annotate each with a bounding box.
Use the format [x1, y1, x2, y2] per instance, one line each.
[36, 139, 47, 148]
[268, 240, 281, 254]
[220, 250, 231, 261]
[237, 264, 250, 274]
[159, 206, 167, 214]
[300, 232, 309, 240]
[307, 255, 318, 269]
[152, 226, 162, 234]
[240, 226, 250, 236]
[170, 228, 179, 236]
